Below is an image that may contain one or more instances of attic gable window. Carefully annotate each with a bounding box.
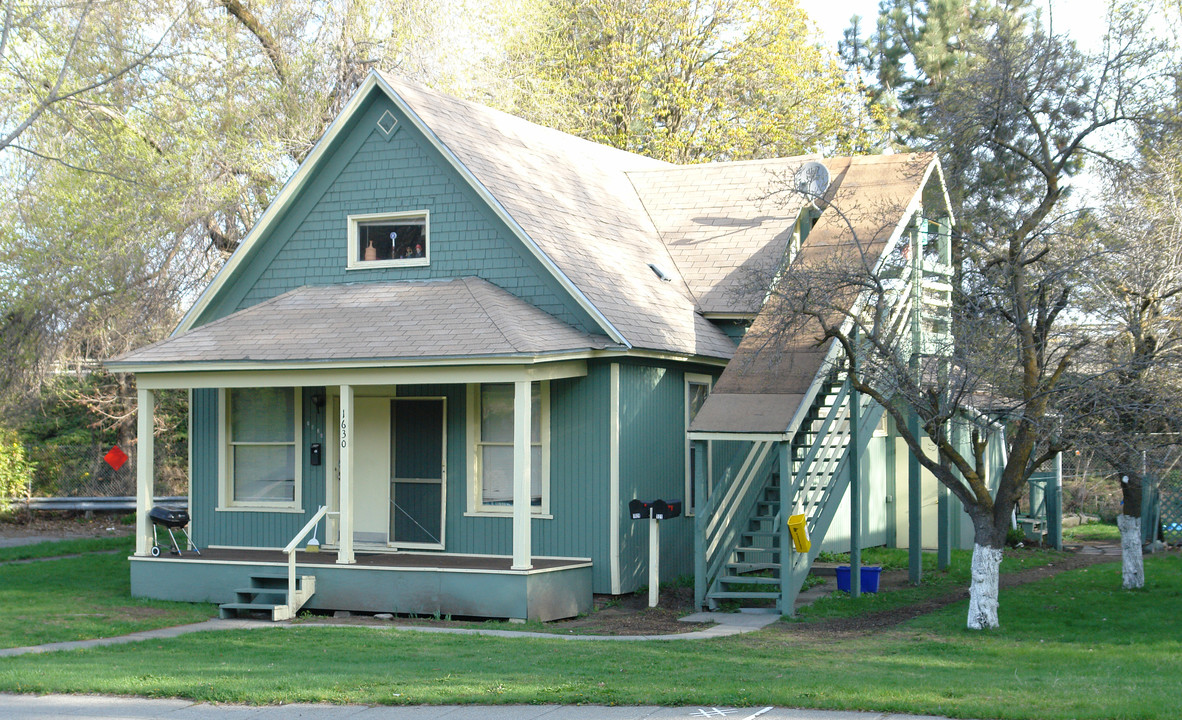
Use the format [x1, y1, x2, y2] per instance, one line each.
[346, 211, 430, 269]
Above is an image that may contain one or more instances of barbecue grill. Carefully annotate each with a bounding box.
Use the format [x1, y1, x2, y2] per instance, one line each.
[148, 505, 201, 557]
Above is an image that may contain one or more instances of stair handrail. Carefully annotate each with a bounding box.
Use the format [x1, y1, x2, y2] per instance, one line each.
[704, 442, 778, 583]
[283, 505, 336, 612]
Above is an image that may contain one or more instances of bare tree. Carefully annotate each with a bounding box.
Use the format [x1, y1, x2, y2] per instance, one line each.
[1064, 135, 1182, 588]
[758, 7, 1169, 629]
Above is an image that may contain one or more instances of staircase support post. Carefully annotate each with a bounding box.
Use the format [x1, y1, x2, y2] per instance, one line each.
[778, 441, 794, 615]
[849, 372, 862, 598]
[693, 439, 708, 609]
[908, 211, 924, 586]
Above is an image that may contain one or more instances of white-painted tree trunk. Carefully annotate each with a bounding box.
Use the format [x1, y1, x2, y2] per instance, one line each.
[966, 544, 1003, 630]
[1117, 513, 1144, 589]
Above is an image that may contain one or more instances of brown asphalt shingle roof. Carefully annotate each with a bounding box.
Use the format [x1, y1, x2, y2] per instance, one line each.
[628, 156, 822, 315]
[110, 278, 614, 367]
[689, 153, 936, 435]
[386, 74, 744, 359]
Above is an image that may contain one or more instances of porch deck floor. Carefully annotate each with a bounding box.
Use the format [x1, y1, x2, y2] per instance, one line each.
[146, 548, 588, 572]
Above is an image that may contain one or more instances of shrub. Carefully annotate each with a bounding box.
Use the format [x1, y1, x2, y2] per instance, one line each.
[0, 429, 35, 514]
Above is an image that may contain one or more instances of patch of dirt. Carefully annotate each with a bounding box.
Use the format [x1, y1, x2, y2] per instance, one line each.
[773, 548, 1127, 638]
[298, 546, 1152, 638]
[0, 512, 135, 541]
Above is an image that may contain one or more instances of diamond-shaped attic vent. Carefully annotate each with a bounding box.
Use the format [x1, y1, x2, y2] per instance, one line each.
[377, 110, 399, 137]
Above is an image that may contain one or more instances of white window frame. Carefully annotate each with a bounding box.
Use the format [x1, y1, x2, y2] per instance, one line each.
[217, 387, 303, 512]
[685, 373, 713, 516]
[346, 210, 430, 270]
[465, 381, 551, 517]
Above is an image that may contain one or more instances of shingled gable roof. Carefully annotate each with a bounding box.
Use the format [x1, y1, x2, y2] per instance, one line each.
[109, 278, 613, 369]
[688, 153, 944, 436]
[628, 156, 822, 316]
[162, 70, 936, 372]
[380, 74, 737, 360]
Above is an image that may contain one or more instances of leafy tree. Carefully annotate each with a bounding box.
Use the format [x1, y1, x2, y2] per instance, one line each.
[0, 0, 535, 429]
[531, 0, 885, 162]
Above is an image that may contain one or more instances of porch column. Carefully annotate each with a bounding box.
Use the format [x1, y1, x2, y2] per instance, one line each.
[337, 384, 355, 565]
[512, 379, 533, 570]
[135, 387, 154, 557]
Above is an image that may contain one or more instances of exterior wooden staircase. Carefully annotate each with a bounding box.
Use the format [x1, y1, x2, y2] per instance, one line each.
[699, 367, 884, 614]
[219, 572, 316, 621]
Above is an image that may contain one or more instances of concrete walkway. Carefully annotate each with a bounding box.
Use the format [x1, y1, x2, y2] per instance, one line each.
[0, 611, 782, 659]
[0, 694, 972, 720]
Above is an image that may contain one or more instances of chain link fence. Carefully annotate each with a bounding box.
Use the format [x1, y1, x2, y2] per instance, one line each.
[1061, 446, 1182, 541]
[23, 439, 188, 498]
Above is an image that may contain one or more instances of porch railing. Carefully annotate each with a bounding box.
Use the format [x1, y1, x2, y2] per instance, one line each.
[282, 505, 336, 614]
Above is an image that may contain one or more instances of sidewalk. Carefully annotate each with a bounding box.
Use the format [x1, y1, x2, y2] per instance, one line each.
[0, 611, 781, 658]
[0, 693, 972, 720]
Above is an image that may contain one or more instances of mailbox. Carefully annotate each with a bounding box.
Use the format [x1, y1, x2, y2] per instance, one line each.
[629, 499, 651, 519]
[651, 499, 682, 520]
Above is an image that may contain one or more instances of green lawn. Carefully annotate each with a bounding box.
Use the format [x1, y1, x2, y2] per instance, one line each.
[795, 546, 1064, 621]
[0, 538, 216, 648]
[0, 535, 134, 563]
[0, 554, 1178, 719]
[1062, 521, 1122, 542]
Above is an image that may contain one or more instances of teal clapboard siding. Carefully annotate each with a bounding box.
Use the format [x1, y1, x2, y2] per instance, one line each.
[407, 364, 615, 592]
[190, 387, 327, 549]
[616, 360, 720, 593]
[192, 91, 600, 336]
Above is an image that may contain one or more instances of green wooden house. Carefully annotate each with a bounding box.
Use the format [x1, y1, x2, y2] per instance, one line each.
[109, 71, 996, 621]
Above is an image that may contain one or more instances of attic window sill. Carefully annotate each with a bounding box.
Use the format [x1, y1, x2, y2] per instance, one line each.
[464, 511, 554, 520]
[346, 258, 429, 271]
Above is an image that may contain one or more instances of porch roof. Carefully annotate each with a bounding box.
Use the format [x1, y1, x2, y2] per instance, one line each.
[108, 277, 616, 371]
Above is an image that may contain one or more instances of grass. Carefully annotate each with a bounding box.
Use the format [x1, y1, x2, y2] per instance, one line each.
[795, 546, 1064, 621]
[0, 535, 134, 563]
[0, 538, 216, 649]
[1062, 521, 1122, 542]
[0, 554, 1179, 718]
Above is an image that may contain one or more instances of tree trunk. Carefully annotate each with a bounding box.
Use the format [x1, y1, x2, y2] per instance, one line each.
[966, 516, 1005, 630]
[967, 543, 1004, 629]
[1118, 473, 1144, 590]
[1118, 514, 1144, 589]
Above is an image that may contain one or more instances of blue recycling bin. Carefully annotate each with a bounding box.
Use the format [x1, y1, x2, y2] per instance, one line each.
[835, 565, 882, 593]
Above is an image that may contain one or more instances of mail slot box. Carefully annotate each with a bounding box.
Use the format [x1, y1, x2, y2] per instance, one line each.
[651, 499, 682, 520]
[629, 499, 651, 519]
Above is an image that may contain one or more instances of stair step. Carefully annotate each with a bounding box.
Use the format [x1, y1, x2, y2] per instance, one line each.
[743, 530, 779, 537]
[708, 591, 780, 599]
[221, 602, 278, 612]
[234, 587, 288, 597]
[727, 562, 781, 572]
[735, 546, 780, 555]
[719, 575, 780, 585]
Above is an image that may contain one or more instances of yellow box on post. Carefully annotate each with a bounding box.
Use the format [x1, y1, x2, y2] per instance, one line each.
[787, 514, 810, 553]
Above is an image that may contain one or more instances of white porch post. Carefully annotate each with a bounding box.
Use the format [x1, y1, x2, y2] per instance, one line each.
[337, 384, 355, 564]
[135, 387, 154, 557]
[511, 379, 533, 570]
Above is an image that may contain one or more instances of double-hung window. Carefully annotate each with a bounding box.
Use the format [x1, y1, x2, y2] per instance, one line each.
[469, 382, 549, 514]
[220, 387, 301, 510]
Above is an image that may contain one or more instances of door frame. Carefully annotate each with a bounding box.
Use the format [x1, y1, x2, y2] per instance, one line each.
[325, 392, 447, 551]
[389, 395, 447, 550]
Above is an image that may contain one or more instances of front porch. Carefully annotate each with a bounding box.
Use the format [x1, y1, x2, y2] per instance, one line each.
[131, 549, 592, 622]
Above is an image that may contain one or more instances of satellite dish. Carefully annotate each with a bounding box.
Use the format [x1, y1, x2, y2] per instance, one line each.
[794, 161, 831, 205]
